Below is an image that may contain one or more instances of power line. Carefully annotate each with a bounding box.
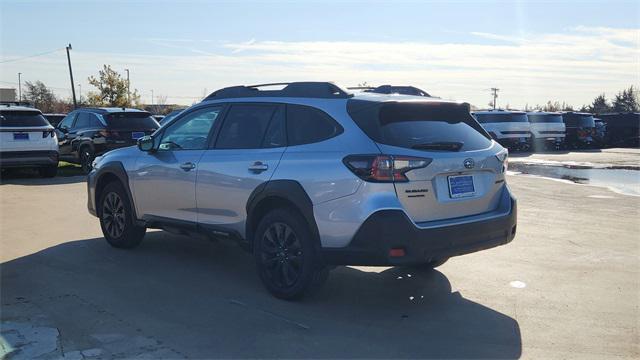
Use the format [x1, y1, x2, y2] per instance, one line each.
[0, 48, 66, 64]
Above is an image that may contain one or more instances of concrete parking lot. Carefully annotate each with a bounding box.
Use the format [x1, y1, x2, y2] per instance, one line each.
[1, 151, 639, 359]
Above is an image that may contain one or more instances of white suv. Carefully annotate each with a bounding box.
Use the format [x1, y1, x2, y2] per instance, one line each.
[473, 110, 532, 151]
[0, 105, 59, 177]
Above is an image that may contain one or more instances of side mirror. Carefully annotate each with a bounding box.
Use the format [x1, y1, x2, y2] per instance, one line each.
[137, 135, 155, 152]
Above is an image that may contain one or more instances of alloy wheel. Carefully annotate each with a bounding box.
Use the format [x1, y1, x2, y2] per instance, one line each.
[260, 222, 304, 288]
[102, 192, 125, 238]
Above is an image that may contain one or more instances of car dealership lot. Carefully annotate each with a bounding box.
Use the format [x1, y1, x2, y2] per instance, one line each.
[1, 153, 639, 359]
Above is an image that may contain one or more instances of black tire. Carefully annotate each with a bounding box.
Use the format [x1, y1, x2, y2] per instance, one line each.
[80, 146, 94, 174]
[404, 257, 449, 272]
[99, 181, 145, 249]
[38, 165, 58, 178]
[254, 208, 328, 300]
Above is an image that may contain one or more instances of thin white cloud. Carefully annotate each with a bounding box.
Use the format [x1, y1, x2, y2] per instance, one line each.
[1, 26, 638, 108]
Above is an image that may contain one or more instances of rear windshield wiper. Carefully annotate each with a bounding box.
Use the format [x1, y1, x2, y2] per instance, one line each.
[411, 142, 463, 151]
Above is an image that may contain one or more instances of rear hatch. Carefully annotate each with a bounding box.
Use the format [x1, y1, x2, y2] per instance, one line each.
[347, 100, 507, 223]
[103, 112, 159, 144]
[527, 113, 566, 138]
[475, 112, 531, 138]
[0, 110, 55, 152]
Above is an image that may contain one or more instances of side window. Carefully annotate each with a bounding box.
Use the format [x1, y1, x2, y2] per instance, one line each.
[58, 113, 76, 129]
[262, 106, 286, 148]
[215, 104, 278, 149]
[159, 106, 221, 150]
[75, 113, 102, 129]
[89, 114, 103, 127]
[286, 104, 342, 146]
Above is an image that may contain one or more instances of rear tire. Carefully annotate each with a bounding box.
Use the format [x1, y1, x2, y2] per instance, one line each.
[254, 208, 328, 300]
[405, 257, 449, 272]
[80, 147, 94, 174]
[38, 165, 57, 178]
[99, 181, 145, 249]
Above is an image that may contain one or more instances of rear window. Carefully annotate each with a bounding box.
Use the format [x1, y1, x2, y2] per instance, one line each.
[563, 114, 595, 128]
[527, 114, 563, 123]
[348, 100, 492, 151]
[0, 111, 50, 127]
[104, 112, 160, 129]
[474, 113, 528, 123]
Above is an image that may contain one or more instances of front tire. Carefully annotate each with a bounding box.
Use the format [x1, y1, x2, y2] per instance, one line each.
[99, 181, 145, 249]
[80, 147, 94, 174]
[254, 208, 328, 300]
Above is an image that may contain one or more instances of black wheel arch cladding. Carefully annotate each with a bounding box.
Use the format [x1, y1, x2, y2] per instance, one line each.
[94, 161, 137, 220]
[246, 180, 321, 250]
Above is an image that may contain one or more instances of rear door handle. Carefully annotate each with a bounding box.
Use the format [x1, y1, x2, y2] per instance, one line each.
[180, 162, 196, 171]
[248, 161, 268, 173]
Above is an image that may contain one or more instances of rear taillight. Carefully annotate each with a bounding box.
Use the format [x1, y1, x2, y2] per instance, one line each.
[42, 130, 54, 138]
[343, 155, 431, 183]
[495, 149, 508, 173]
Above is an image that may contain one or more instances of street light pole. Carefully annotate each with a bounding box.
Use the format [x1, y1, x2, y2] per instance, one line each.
[78, 84, 82, 104]
[66, 43, 77, 109]
[17, 72, 21, 102]
[125, 68, 130, 105]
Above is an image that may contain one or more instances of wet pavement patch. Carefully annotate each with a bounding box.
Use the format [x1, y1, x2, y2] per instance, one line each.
[508, 162, 640, 196]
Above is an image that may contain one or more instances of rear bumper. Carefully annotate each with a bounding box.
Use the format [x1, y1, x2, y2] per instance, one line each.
[0, 150, 58, 168]
[322, 195, 517, 266]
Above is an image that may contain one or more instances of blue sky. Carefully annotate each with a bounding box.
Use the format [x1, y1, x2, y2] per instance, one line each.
[1, 0, 639, 107]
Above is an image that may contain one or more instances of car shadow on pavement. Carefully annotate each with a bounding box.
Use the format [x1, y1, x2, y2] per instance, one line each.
[1, 231, 522, 359]
[0, 173, 85, 185]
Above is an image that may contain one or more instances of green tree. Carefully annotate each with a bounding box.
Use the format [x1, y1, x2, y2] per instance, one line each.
[23, 81, 57, 113]
[587, 93, 611, 114]
[612, 86, 639, 112]
[87, 65, 140, 107]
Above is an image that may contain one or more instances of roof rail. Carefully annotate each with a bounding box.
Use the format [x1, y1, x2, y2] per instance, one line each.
[364, 85, 431, 97]
[204, 82, 352, 100]
[347, 86, 376, 91]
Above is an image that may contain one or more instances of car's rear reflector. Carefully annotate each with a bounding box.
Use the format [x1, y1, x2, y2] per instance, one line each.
[389, 248, 406, 257]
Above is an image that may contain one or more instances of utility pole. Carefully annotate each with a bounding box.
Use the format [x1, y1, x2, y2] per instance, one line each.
[125, 68, 130, 105]
[78, 84, 82, 104]
[66, 44, 77, 109]
[490, 87, 499, 110]
[17, 72, 22, 102]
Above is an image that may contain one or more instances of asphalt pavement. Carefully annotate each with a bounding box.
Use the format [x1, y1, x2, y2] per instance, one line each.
[1, 152, 638, 359]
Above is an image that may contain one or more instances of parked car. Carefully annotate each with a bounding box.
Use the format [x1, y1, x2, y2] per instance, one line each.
[159, 108, 186, 125]
[593, 117, 607, 148]
[0, 105, 58, 177]
[44, 113, 67, 127]
[87, 82, 516, 299]
[56, 107, 160, 173]
[472, 110, 531, 151]
[561, 112, 596, 148]
[526, 111, 566, 150]
[597, 113, 639, 148]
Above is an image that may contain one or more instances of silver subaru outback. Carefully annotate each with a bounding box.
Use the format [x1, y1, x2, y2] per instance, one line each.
[87, 82, 516, 299]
